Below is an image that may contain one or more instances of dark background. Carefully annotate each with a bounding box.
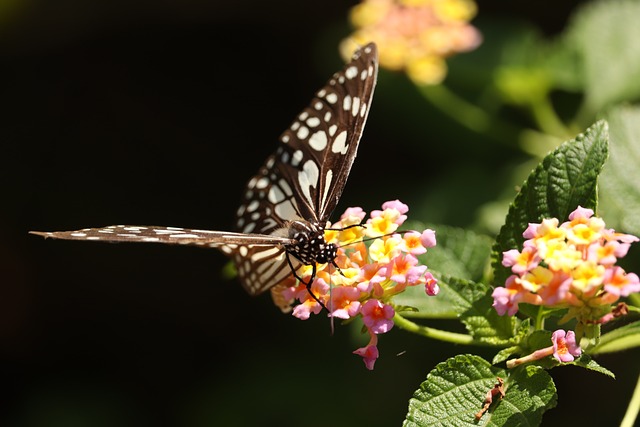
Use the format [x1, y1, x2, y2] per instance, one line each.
[2, 1, 637, 426]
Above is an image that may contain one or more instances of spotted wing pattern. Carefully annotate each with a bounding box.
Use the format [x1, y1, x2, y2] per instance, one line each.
[30, 43, 379, 298]
[231, 43, 378, 294]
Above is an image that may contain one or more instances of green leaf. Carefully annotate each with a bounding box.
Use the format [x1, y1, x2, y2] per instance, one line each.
[494, 365, 557, 425]
[393, 274, 467, 319]
[396, 274, 518, 345]
[423, 223, 493, 282]
[457, 280, 519, 346]
[565, 0, 640, 116]
[598, 105, 640, 236]
[393, 223, 493, 319]
[571, 354, 616, 378]
[404, 355, 557, 426]
[492, 120, 609, 287]
[590, 320, 640, 354]
[403, 355, 506, 426]
[493, 346, 520, 365]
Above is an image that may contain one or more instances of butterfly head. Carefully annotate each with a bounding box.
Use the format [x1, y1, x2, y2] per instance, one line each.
[286, 220, 337, 266]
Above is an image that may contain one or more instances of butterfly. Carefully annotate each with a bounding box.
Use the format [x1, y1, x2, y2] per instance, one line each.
[31, 42, 379, 306]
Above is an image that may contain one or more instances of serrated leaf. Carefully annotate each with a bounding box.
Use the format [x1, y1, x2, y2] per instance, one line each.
[424, 223, 493, 282]
[393, 275, 464, 318]
[404, 356, 557, 427]
[492, 365, 557, 426]
[493, 346, 520, 365]
[403, 355, 506, 426]
[590, 320, 640, 354]
[598, 105, 640, 236]
[456, 279, 519, 345]
[565, 0, 640, 115]
[395, 274, 488, 319]
[492, 120, 609, 287]
[571, 354, 616, 378]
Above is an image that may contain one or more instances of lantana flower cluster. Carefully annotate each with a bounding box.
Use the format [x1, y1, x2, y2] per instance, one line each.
[271, 200, 438, 369]
[493, 206, 640, 324]
[340, 0, 482, 85]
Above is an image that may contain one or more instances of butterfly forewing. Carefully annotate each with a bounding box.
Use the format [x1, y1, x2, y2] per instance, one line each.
[30, 43, 379, 300]
[231, 43, 378, 295]
[30, 226, 295, 247]
[273, 44, 378, 222]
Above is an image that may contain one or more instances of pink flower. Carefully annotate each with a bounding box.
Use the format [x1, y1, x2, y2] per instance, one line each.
[329, 286, 362, 319]
[353, 333, 379, 370]
[361, 299, 395, 334]
[403, 231, 427, 255]
[568, 206, 594, 221]
[492, 276, 522, 316]
[291, 278, 330, 320]
[340, 206, 367, 222]
[423, 272, 439, 296]
[386, 254, 425, 284]
[603, 267, 640, 297]
[382, 199, 409, 215]
[551, 330, 582, 362]
[502, 246, 540, 274]
[420, 229, 436, 248]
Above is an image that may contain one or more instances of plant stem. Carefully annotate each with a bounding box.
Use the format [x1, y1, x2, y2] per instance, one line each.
[417, 84, 522, 147]
[393, 313, 478, 345]
[621, 372, 640, 427]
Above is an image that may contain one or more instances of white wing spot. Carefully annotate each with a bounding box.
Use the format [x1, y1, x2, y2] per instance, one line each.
[321, 169, 333, 209]
[275, 200, 297, 221]
[308, 130, 328, 151]
[299, 111, 309, 121]
[343, 95, 352, 112]
[251, 247, 281, 261]
[279, 179, 293, 196]
[255, 177, 269, 189]
[291, 121, 300, 131]
[345, 65, 358, 79]
[243, 222, 256, 233]
[296, 126, 309, 140]
[86, 236, 101, 240]
[70, 232, 87, 237]
[317, 89, 326, 97]
[314, 101, 322, 110]
[280, 150, 290, 163]
[326, 93, 338, 104]
[268, 185, 285, 203]
[351, 96, 360, 117]
[324, 111, 332, 122]
[306, 117, 320, 127]
[360, 103, 367, 117]
[291, 150, 303, 167]
[265, 157, 275, 168]
[246, 200, 259, 212]
[298, 160, 319, 207]
[329, 124, 337, 136]
[282, 134, 290, 143]
[331, 130, 348, 154]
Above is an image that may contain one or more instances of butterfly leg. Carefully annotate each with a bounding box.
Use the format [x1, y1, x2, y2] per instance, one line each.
[285, 253, 328, 311]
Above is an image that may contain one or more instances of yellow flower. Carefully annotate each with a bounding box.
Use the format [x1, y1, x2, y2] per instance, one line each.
[342, 0, 482, 85]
